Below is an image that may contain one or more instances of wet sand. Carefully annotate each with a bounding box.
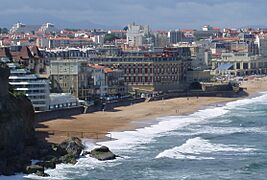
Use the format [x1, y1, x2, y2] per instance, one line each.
[36, 77, 267, 144]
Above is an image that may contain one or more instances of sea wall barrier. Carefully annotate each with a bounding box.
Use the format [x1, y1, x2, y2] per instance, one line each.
[35, 98, 146, 122]
[35, 106, 84, 122]
[148, 89, 248, 102]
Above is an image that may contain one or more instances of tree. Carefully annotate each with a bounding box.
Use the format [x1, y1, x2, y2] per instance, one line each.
[104, 34, 119, 42]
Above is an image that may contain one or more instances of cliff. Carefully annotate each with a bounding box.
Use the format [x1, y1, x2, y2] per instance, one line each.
[0, 64, 35, 175]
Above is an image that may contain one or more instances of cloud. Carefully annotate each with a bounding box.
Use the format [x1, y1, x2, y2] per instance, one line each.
[0, 0, 266, 29]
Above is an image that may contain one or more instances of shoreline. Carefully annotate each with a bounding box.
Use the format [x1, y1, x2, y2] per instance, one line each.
[35, 77, 267, 144]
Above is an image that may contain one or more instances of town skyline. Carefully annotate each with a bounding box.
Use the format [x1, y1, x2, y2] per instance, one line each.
[0, 0, 266, 29]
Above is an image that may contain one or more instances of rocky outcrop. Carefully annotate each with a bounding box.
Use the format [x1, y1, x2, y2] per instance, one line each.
[57, 137, 84, 158]
[89, 146, 117, 161]
[0, 65, 36, 176]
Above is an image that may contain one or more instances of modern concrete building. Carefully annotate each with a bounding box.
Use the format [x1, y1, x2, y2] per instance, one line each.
[8, 63, 50, 111]
[49, 93, 79, 110]
[168, 30, 186, 44]
[126, 23, 150, 47]
[256, 34, 267, 57]
[212, 52, 267, 76]
[153, 31, 169, 47]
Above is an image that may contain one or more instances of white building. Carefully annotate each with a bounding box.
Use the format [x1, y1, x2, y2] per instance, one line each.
[126, 23, 150, 47]
[256, 34, 267, 57]
[49, 93, 79, 110]
[38, 23, 58, 33]
[8, 63, 50, 111]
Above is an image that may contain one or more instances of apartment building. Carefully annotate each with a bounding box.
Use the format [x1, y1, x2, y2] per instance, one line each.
[49, 59, 127, 101]
[8, 63, 50, 111]
[89, 47, 191, 92]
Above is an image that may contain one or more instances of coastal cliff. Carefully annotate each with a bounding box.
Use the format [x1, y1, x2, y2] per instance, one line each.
[0, 64, 35, 175]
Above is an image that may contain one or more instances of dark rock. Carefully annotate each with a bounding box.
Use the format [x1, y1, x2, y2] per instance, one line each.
[35, 170, 49, 177]
[90, 146, 116, 161]
[25, 165, 44, 174]
[36, 161, 56, 169]
[0, 66, 36, 175]
[81, 151, 91, 156]
[59, 154, 77, 165]
[58, 137, 84, 158]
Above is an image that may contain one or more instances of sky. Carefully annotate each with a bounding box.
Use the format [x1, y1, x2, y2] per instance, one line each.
[0, 0, 266, 30]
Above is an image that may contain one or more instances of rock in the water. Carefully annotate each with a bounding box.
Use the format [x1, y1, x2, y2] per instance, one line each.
[90, 146, 116, 161]
[58, 137, 84, 158]
[25, 165, 44, 174]
[59, 154, 77, 165]
[35, 170, 49, 177]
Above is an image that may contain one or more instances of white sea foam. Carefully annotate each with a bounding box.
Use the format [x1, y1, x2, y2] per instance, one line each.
[27, 92, 267, 178]
[156, 137, 257, 160]
[169, 126, 266, 136]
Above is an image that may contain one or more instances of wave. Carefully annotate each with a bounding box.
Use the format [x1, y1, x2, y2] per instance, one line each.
[156, 137, 257, 160]
[14, 92, 267, 179]
[99, 93, 267, 152]
[169, 126, 266, 136]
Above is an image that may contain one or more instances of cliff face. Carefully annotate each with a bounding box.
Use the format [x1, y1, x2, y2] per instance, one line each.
[0, 65, 35, 175]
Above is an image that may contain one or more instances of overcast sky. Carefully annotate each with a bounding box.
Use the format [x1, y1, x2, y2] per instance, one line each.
[0, 0, 266, 29]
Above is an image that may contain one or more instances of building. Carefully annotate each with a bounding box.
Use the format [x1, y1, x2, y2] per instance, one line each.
[48, 37, 93, 48]
[168, 30, 186, 44]
[49, 93, 79, 110]
[8, 63, 50, 111]
[49, 59, 127, 101]
[89, 47, 191, 93]
[9, 22, 40, 34]
[212, 52, 267, 76]
[126, 23, 150, 47]
[153, 31, 169, 47]
[38, 23, 58, 34]
[256, 34, 267, 57]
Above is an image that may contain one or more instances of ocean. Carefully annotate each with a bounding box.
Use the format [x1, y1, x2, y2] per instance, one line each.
[3, 93, 267, 180]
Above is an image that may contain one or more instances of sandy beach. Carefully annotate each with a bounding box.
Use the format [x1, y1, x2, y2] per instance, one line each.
[36, 77, 267, 144]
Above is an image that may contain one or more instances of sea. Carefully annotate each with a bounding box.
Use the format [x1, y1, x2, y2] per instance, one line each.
[2, 92, 267, 180]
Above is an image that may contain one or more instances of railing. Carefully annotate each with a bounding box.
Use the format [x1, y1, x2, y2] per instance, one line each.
[36, 129, 112, 140]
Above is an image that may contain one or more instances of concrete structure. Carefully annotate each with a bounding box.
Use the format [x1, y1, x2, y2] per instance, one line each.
[256, 34, 267, 57]
[48, 37, 92, 48]
[89, 47, 191, 93]
[49, 93, 79, 110]
[9, 22, 40, 34]
[153, 31, 169, 47]
[8, 63, 50, 111]
[168, 30, 186, 44]
[38, 23, 58, 33]
[126, 23, 150, 47]
[49, 59, 127, 101]
[212, 52, 267, 76]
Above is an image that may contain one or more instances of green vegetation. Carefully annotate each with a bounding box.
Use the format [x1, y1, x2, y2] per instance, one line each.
[9, 85, 26, 97]
[64, 28, 81, 32]
[104, 34, 119, 42]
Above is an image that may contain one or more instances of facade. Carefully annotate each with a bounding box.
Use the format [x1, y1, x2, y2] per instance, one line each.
[153, 31, 169, 47]
[8, 63, 50, 111]
[38, 23, 58, 34]
[49, 59, 81, 98]
[49, 93, 79, 110]
[256, 35, 267, 57]
[126, 23, 150, 47]
[49, 59, 127, 101]
[212, 52, 267, 76]
[89, 47, 191, 92]
[168, 30, 186, 44]
[48, 38, 93, 48]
